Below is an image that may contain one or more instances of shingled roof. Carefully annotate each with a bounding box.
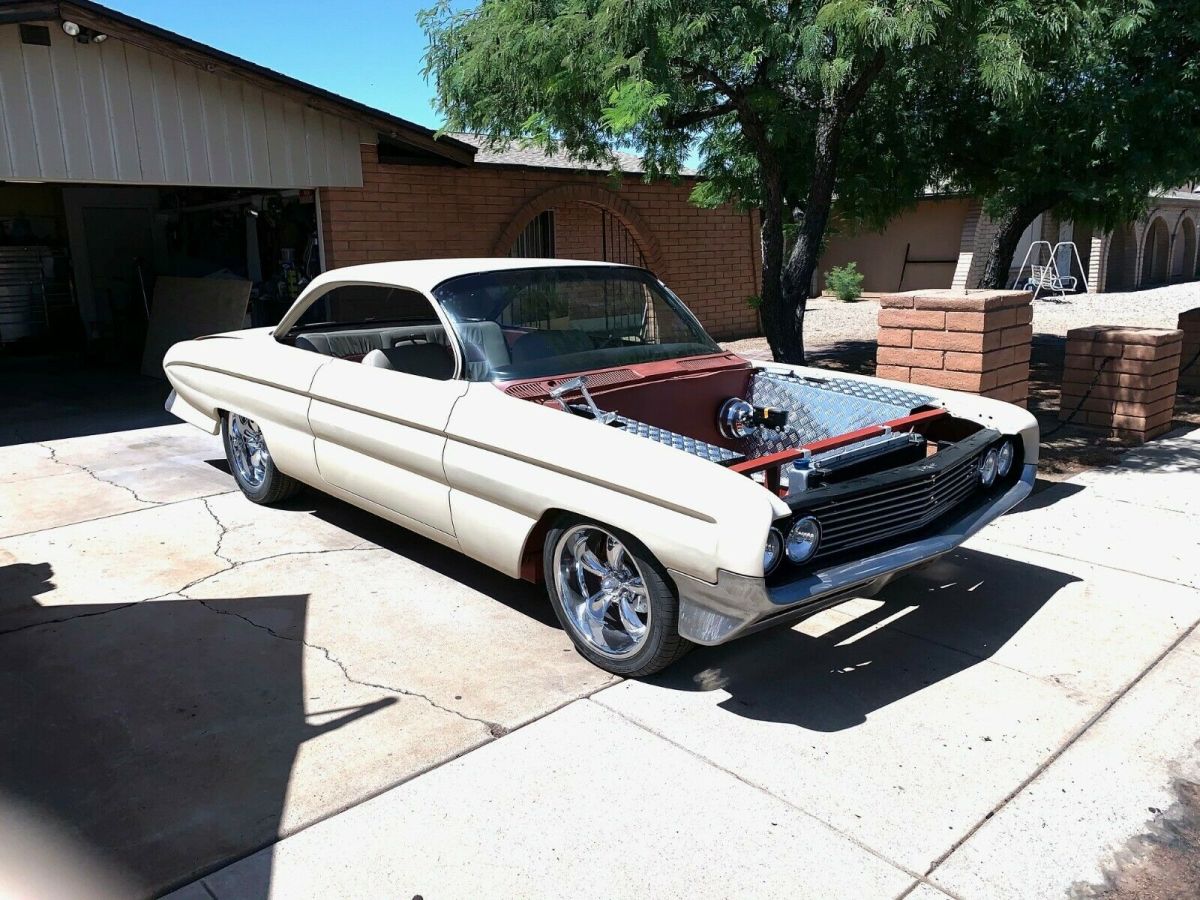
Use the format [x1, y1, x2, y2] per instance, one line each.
[449, 133, 694, 177]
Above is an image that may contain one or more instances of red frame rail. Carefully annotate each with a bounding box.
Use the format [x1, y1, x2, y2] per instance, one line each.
[730, 407, 950, 493]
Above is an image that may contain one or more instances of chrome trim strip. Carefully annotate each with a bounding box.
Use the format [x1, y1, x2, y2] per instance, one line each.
[673, 463, 1036, 645]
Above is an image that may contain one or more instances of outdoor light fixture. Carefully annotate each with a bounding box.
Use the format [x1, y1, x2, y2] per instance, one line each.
[61, 21, 108, 43]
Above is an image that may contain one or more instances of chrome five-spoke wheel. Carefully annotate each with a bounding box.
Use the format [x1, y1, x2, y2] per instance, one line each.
[222, 412, 302, 504]
[228, 413, 270, 489]
[554, 524, 653, 660]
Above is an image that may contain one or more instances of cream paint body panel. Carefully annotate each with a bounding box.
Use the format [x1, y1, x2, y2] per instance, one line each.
[162, 332, 327, 480]
[307, 358, 469, 537]
[444, 384, 787, 582]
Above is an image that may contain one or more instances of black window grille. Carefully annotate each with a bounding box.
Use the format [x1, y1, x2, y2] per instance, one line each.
[510, 211, 556, 258]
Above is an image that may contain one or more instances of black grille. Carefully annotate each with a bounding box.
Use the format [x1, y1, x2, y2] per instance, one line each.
[808, 447, 985, 559]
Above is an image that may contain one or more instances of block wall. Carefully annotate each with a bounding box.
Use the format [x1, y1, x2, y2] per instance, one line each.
[1062, 325, 1182, 442]
[876, 290, 1033, 405]
[1179, 308, 1200, 393]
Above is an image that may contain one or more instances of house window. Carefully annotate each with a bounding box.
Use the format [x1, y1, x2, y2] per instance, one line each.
[510, 211, 556, 258]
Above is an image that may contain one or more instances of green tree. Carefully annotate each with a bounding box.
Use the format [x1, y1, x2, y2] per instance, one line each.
[423, 0, 967, 362]
[942, 0, 1200, 288]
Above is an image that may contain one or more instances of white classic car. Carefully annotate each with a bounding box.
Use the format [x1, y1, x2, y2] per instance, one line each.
[164, 259, 1037, 676]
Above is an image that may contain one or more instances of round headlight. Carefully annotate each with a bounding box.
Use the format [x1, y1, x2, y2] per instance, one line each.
[764, 528, 783, 575]
[996, 440, 1015, 477]
[979, 448, 999, 487]
[785, 516, 822, 564]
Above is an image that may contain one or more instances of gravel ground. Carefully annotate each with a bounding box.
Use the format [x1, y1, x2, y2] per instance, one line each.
[722, 282, 1200, 358]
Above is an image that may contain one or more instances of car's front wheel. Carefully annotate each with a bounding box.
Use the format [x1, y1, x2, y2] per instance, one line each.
[222, 412, 302, 504]
[544, 517, 692, 677]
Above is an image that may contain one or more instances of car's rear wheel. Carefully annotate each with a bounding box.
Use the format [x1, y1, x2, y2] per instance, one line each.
[222, 413, 302, 504]
[544, 517, 692, 677]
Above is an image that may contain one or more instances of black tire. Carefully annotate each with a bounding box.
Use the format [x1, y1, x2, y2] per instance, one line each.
[222, 413, 303, 505]
[543, 514, 692, 677]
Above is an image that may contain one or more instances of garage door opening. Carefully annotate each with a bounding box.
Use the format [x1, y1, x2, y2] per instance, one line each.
[0, 181, 320, 365]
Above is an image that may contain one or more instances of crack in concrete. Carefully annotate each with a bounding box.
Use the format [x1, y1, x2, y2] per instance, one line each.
[0, 601, 141, 637]
[188, 499, 509, 734]
[38, 441, 164, 507]
[188, 595, 508, 737]
[201, 497, 238, 567]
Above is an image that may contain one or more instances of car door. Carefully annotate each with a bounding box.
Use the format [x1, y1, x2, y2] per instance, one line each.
[303, 284, 468, 540]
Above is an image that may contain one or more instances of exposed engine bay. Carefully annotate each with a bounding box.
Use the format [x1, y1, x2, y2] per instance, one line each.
[510, 360, 988, 500]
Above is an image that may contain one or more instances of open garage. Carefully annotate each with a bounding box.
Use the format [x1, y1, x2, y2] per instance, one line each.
[0, 0, 760, 416]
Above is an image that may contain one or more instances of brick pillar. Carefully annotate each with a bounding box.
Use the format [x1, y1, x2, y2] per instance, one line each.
[1179, 309, 1200, 393]
[876, 290, 1033, 406]
[1061, 326, 1182, 442]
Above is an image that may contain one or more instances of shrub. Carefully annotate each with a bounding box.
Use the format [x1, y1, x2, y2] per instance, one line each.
[825, 262, 865, 302]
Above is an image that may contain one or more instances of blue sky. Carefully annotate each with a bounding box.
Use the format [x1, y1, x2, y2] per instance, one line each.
[106, 0, 461, 130]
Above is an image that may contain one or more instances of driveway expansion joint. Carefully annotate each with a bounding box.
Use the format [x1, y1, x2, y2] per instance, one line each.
[37, 441, 164, 507]
[923, 611, 1200, 880]
[588, 696, 934, 887]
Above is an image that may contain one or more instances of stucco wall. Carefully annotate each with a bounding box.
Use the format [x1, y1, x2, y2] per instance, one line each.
[818, 198, 972, 294]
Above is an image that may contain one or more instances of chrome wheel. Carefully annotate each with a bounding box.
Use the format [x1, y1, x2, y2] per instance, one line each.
[228, 414, 270, 490]
[554, 525, 650, 659]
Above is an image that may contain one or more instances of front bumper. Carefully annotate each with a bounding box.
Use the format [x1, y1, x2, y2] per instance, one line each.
[671, 463, 1036, 645]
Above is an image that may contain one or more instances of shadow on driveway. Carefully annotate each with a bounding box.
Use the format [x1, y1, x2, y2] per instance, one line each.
[0, 561, 392, 899]
[0, 356, 173, 447]
[643, 547, 1079, 731]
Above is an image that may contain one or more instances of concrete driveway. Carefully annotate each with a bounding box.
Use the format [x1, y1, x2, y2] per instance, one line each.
[3, 414, 1199, 899]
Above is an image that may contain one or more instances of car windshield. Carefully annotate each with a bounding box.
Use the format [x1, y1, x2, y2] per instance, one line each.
[433, 266, 722, 382]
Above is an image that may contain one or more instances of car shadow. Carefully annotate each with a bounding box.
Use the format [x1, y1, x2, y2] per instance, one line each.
[1010, 477, 1085, 513]
[642, 547, 1079, 732]
[274, 489, 559, 628]
[0, 561, 394, 900]
[236, 488, 1077, 735]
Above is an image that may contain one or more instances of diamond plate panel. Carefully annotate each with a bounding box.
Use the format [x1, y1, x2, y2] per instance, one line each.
[745, 371, 935, 455]
[567, 403, 745, 465]
[617, 417, 744, 465]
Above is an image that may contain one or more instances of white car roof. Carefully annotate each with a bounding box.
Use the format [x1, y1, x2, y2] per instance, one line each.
[275, 258, 640, 335]
[307, 257, 634, 294]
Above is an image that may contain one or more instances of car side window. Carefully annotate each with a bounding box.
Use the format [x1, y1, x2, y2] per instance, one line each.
[287, 284, 456, 380]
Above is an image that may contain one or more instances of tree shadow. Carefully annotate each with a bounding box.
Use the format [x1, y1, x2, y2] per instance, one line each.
[644, 547, 1079, 731]
[0, 562, 394, 899]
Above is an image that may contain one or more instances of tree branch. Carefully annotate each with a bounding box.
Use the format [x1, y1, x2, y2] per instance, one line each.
[839, 49, 887, 117]
[662, 100, 737, 129]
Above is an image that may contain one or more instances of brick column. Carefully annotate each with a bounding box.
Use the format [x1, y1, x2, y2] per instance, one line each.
[876, 290, 1033, 406]
[1061, 326, 1182, 442]
[1179, 308, 1200, 393]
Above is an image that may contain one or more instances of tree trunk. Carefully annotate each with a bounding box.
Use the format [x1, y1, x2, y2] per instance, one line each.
[773, 51, 887, 364]
[978, 199, 1054, 290]
[776, 108, 843, 364]
[753, 155, 787, 361]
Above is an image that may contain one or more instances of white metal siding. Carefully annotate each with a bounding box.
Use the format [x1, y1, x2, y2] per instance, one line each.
[0, 24, 366, 187]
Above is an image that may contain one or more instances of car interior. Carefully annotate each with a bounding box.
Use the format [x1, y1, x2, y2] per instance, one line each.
[286, 282, 611, 381]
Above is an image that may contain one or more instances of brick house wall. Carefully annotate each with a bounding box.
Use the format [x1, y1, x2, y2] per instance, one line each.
[318, 144, 762, 339]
